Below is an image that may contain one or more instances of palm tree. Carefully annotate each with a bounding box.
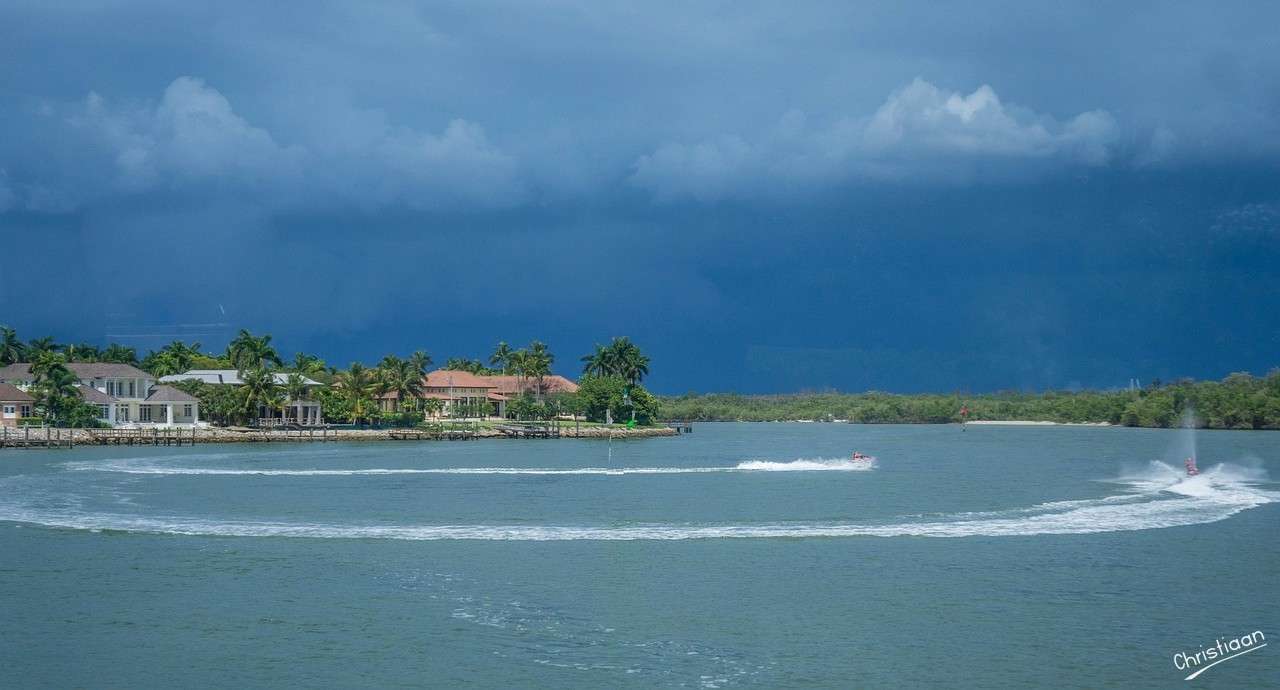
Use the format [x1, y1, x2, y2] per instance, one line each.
[444, 357, 489, 374]
[30, 351, 67, 381]
[334, 362, 376, 424]
[36, 364, 80, 424]
[529, 341, 553, 365]
[489, 342, 513, 374]
[409, 350, 432, 377]
[237, 367, 282, 425]
[26, 336, 58, 357]
[226, 329, 282, 372]
[526, 341, 553, 398]
[65, 343, 102, 362]
[283, 373, 311, 424]
[163, 340, 201, 371]
[291, 352, 327, 378]
[580, 344, 610, 378]
[609, 337, 650, 386]
[375, 355, 402, 395]
[508, 349, 530, 393]
[140, 341, 199, 377]
[284, 373, 310, 402]
[378, 357, 425, 412]
[141, 350, 182, 377]
[101, 343, 138, 365]
[0, 326, 25, 365]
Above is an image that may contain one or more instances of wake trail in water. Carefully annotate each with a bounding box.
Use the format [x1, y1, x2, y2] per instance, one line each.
[64, 457, 876, 477]
[7, 461, 1274, 541]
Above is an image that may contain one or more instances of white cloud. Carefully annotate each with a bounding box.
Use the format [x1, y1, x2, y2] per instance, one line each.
[64, 77, 524, 209]
[72, 77, 302, 190]
[632, 78, 1120, 201]
[373, 119, 524, 208]
[632, 136, 754, 203]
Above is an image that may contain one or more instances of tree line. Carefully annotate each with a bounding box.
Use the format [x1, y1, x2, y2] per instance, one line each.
[660, 369, 1280, 429]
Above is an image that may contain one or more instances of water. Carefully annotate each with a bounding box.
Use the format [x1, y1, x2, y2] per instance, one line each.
[2, 423, 1277, 688]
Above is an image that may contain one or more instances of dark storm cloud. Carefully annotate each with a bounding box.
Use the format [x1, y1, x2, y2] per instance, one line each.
[1, 1, 1278, 391]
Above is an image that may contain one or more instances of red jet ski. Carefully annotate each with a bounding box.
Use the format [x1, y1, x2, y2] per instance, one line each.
[850, 451, 874, 464]
[1185, 457, 1200, 476]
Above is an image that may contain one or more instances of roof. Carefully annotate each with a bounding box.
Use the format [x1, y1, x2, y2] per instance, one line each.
[76, 385, 117, 404]
[67, 362, 151, 379]
[379, 390, 453, 400]
[0, 364, 29, 382]
[423, 369, 495, 389]
[144, 385, 199, 403]
[160, 369, 322, 387]
[0, 382, 34, 402]
[480, 374, 580, 395]
[379, 388, 494, 401]
[0, 362, 150, 381]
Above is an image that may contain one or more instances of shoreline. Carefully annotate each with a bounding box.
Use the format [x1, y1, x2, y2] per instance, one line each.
[0, 425, 677, 449]
[963, 420, 1113, 427]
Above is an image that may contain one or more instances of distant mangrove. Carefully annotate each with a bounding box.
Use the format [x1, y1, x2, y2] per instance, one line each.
[660, 370, 1280, 430]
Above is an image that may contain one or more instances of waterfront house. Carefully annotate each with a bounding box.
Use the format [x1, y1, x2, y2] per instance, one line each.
[0, 362, 200, 426]
[160, 369, 325, 426]
[377, 371, 581, 418]
[0, 383, 35, 428]
[477, 374, 580, 416]
[378, 369, 502, 418]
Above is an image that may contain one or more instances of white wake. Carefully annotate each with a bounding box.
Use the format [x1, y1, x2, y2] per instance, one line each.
[8, 460, 1271, 541]
[65, 457, 875, 477]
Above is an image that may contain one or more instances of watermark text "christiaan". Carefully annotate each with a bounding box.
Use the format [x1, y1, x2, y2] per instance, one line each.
[1174, 630, 1266, 680]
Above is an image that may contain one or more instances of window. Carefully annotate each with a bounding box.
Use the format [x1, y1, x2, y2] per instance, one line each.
[183, 404, 193, 417]
[20, 405, 31, 417]
[140, 406, 152, 422]
[98, 405, 109, 419]
[128, 381, 136, 397]
[2, 405, 14, 417]
[117, 405, 130, 422]
[107, 381, 115, 395]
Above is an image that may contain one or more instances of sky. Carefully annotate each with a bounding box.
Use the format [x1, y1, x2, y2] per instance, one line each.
[1, 1, 1278, 393]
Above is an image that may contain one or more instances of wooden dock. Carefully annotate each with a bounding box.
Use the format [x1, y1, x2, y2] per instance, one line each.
[0, 426, 75, 449]
[388, 429, 430, 441]
[664, 421, 694, 434]
[395, 422, 481, 441]
[259, 427, 335, 442]
[494, 422, 561, 439]
[86, 428, 196, 446]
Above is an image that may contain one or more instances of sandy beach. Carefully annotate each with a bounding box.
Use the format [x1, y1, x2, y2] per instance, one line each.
[965, 420, 1113, 427]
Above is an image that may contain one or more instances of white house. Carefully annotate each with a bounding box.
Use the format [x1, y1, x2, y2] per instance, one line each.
[160, 369, 325, 426]
[0, 362, 200, 427]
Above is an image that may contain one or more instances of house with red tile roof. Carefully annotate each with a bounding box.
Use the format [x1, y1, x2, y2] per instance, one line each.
[378, 369, 500, 418]
[475, 374, 579, 416]
[377, 370, 584, 419]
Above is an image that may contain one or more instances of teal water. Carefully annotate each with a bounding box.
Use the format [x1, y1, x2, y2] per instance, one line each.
[2, 423, 1277, 688]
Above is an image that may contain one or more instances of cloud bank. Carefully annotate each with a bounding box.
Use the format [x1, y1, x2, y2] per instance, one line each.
[632, 79, 1119, 201]
[5, 77, 524, 214]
